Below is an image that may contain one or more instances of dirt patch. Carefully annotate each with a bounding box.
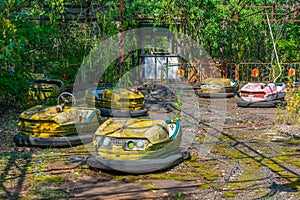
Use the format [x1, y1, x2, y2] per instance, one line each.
[61, 176, 159, 199]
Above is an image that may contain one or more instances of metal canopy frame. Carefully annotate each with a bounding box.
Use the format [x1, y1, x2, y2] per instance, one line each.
[138, 25, 181, 83]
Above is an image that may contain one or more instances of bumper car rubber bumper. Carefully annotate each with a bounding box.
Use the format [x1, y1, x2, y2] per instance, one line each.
[237, 100, 286, 108]
[100, 107, 148, 117]
[13, 133, 93, 148]
[86, 148, 190, 174]
[197, 92, 235, 98]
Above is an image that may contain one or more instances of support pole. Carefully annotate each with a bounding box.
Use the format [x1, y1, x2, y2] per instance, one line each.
[120, 0, 125, 63]
[266, 13, 282, 83]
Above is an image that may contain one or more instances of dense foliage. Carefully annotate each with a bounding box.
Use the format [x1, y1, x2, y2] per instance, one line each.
[0, 0, 299, 108]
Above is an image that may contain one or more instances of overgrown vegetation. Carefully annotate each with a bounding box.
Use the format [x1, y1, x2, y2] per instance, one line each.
[276, 77, 300, 125]
[0, 0, 299, 109]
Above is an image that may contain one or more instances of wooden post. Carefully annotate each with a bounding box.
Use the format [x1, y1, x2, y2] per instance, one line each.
[271, 66, 275, 81]
[235, 65, 239, 81]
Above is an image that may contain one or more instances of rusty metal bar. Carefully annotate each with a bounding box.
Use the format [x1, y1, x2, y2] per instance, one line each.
[242, 6, 299, 9]
[232, 6, 300, 22]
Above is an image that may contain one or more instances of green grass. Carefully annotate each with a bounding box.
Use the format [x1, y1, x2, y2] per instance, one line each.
[0, 152, 31, 160]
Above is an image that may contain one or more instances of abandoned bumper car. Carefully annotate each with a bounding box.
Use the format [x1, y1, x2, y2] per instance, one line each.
[86, 87, 148, 117]
[237, 82, 286, 108]
[28, 75, 64, 104]
[14, 92, 102, 147]
[197, 78, 238, 98]
[86, 118, 190, 174]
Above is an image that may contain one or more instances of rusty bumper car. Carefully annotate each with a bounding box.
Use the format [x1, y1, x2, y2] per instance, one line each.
[86, 86, 148, 117]
[86, 118, 190, 174]
[237, 82, 286, 108]
[28, 77, 64, 104]
[197, 78, 238, 98]
[14, 92, 103, 147]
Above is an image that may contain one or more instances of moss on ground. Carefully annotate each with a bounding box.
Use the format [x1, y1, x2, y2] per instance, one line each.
[33, 175, 65, 183]
[221, 191, 236, 198]
[114, 175, 141, 183]
[22, 174, 68, 200]
[201, 129, 300, 194]
[142, 182, 160, 190]
[273, 155, 300, 167]
[198, 183, 213, 189]
[142, 172, 195, 181]
[287, 138, 300, 145]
